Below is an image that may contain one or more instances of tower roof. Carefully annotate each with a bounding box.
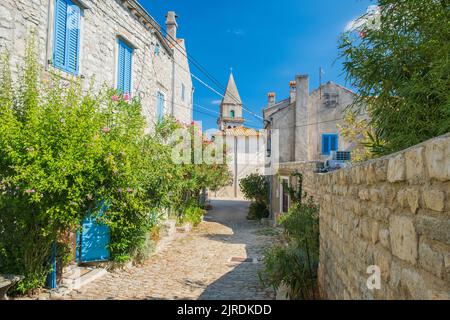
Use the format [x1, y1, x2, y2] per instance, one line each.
[221, 72, 242, 105]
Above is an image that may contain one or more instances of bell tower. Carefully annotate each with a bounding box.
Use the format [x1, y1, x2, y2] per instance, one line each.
[218, 71, 245, 130]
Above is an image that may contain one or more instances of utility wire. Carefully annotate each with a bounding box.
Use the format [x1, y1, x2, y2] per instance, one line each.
[153, 21, 264, 122]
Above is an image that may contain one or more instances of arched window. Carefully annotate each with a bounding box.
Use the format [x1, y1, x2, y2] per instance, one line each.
[230, 110, 235, 118]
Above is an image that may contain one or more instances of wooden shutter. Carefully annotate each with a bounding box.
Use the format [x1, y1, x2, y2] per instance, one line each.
[157, 92, 164, 120]
[331, 134, 339, 152]
[117, 40, 133, 94]
[53, 0, 68, 69]
[66, 3, 81, 74]
[322, 135, 330, 155]
[117, 42, 125, 92]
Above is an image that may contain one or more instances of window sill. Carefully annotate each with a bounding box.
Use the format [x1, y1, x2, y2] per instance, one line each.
[47, 63, 83, 81]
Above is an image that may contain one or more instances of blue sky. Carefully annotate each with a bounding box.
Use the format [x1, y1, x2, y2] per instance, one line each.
[141, 0, 374, 130]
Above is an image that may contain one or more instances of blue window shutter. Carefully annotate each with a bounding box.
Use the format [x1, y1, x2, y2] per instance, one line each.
[331, 135, 339, 152]
[117, 40, 133, 94]
[124, 45, 132, 94]
[322, 134, 339, 155]
[117, 43, 125, 92]
[322, 135, 329, 155]
[66, 3, 80, 74]
[157, 92, 164, 120]
[53, 0, 68, 70]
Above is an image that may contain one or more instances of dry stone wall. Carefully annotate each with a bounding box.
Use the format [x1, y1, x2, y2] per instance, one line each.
[274, 134, 450, 299]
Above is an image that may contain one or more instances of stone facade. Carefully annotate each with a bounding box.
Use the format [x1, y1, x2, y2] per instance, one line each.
[0, 0, 193, 130]
[212, 130, 265, 199]
[271, 134, 450, 300]
[264, 75, 366, 164]
[212, 73, 266, 199]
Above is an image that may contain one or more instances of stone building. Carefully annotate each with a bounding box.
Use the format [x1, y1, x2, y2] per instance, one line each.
[264, 75, 362, 164]
[264, 75, 365, 215]
[212, 72, 265, 199]
[0, 0, 193, 129]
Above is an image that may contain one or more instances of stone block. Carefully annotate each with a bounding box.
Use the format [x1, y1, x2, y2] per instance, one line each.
[405, 147, 425, 183]
[418, 239, 444, 278]
[415, 215, 450, 245]
[397, 189, 407, 208]
[366, 163, 377, 185]
[373, 246, 392, 281]
[423, 189, 445, 212]
[389, 215, 418, 265]
[379, 228, 390, 249]
[387, 154, 406, 183]
[374, 159, 388, 182]
[358, 189, 370, 201]
[400, 268, 430, 300]
[406, 188, 420, 214]
[425, 136, 450, 182]
[380, 185, 396, 204]
[370, 189, 381, 202]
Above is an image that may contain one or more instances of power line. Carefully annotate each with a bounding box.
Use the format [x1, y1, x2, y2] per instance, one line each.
[154, 21, 264, 122]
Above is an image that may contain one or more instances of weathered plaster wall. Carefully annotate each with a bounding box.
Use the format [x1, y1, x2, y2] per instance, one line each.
[272, 134, 450, 300]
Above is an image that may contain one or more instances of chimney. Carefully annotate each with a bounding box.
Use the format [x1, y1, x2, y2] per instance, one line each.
[268, 92, 276, 107]
[289, 81, 296, 103]
[165, 11, 178, 41]
[294, 75, 310, 161]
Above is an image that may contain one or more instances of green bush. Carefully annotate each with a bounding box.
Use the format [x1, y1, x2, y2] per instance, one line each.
[178, 205, 205, 227]
[240, 174, 269, 205]
[260, 174, 320, 300]
[240, 173, 270, 221]
[339, 0, 450, 154]
[247, 202, 270, 221]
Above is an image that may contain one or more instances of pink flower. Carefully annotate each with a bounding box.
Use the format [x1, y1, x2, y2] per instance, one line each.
[359, 31, 366, 38]
[112, 95, 119, 102]
[102, 126, 111, 134]
[123, 93, 130, 101]
[126, 188, 133, 193]
[25, 189, 35, 194]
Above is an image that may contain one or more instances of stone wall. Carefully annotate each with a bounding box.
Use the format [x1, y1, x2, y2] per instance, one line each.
[272, 134, 450, 299]
[0, 0, 193, 129]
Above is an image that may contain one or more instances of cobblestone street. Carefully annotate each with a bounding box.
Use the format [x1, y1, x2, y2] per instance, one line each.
[65, 200, 277, 300]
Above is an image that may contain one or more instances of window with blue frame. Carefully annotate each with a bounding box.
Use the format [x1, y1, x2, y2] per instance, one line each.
[230, 110, 235, 118]
[53, 0, 81, 75]
[156, 91, 165, 121]
[117, 39, 133, 94]
[322, 133, 339, 155]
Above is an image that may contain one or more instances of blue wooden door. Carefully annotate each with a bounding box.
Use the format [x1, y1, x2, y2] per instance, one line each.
[77, 202, 110, 263]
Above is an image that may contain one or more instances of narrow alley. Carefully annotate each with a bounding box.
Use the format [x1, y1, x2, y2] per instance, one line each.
[65, 200, 277, 300]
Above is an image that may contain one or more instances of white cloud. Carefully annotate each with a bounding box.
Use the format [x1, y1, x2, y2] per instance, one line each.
[211, 99, 222, 105]
[227, 28, 245, 36]
[345, 5, 381, 32]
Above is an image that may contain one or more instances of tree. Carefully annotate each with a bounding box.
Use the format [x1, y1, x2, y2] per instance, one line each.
[339, 0, 450, 154]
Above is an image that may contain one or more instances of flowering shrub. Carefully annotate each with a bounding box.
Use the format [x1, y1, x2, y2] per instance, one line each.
[0, 38, 231, 293]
